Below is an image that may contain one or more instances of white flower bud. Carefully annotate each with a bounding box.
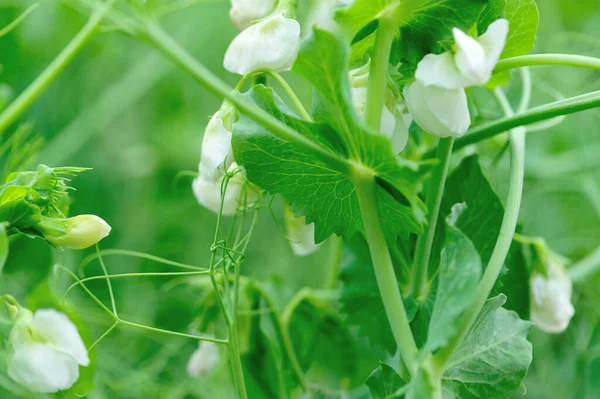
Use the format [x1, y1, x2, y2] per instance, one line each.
[229, 0, 277, 30]
[42, 215, 111, 249]
[304, 0, 353, 33]
[530, 259, 575, 334]
[193, 111, 258, 215]
[284, 205, 321, 256]
[187, 341, 220, 378]
[403, 80, 470, 138]
[7, 308, 89, 393]
[224, 13, 301, 76]
[351, 87, 396, 138]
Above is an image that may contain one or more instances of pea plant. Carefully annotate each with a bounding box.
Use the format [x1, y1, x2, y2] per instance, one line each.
[1, 0, 600, 398]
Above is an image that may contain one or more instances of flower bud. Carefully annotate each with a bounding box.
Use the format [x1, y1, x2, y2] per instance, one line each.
[403, 80, 470, 138]
[229, 0, 277, 30]
[39, 215, 111, 249]
[193, 108, 258, 215]
[529, 247, 575, 334]
[187, 340, 220, 378]
[7, 308, 89, 393]
[224, 13, 301, 75]
[284, 204, 321, 256]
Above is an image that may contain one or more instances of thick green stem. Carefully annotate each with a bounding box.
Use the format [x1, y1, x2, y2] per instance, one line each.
[433, 89, 526, 371]
[495, 54, 600, 74]
[352, 165, 418, 375]
[409, 137, 454, 299]
[141, 20, 349, 174]
[0, 0, 116, 134]
[423, 89, 600, 157]
[364, 15, 397, 130]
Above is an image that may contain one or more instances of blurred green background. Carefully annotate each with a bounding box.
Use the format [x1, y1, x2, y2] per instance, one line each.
[0, 0, 599, 398]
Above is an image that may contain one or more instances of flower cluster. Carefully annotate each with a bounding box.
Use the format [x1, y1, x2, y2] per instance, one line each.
[404, 19, 509, 137]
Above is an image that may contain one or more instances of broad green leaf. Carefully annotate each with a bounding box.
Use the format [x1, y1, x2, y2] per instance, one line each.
[425, 204, 482, 352]
[366, 363, 407, 399]
[232, 85, 425, 243]
[501, 0, 539, 58]
[441, 295, 533, 399]
[428, 155, 530, 316]
[285, 289, 357, 382]
[391, 0, 489, 82]
[430, 156, 504, 278]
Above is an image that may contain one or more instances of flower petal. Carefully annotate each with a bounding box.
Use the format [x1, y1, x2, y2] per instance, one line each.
[478, 19, 509, 74]
[187, 341, 221, 378]
[415, 52, 472, 89]
[351, 87, 397, 138]
[229, 0, 276, 30]
[30, 309, 89, 367]
[8, 342, 80, 393]
[224, 13, 301, 75]
[453, 27, 487, 85]
[284, 206, 321, 256]
[403, 81, 470, 138]
[530, 263, 575, 333]
[199, 113, 234, 182]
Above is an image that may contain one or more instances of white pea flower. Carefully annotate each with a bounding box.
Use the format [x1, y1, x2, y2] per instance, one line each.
[229, 0, 277, 30]
[187, 341, 220, 378]
[193, 112, 257, 215]
[7, 308, 89, 393]
[403, 80, 470, 138]
[284, 205, 321, 256]
[530, 258, 575, 334]
[351, 87, 396, 139]
[404, 19, 509, 137]
[224, 13, 301, 75]
[40, 215, 111, 249]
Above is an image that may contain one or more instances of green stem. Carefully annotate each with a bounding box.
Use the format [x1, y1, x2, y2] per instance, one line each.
[495, 54, 600, 74]
[433, 89, 526, 371]
[141, 19, 348, 174]
[352, 165, 418, 375]
[364, 15, 397, 130]
[568, 245, 600, 283]
[409, 137, 454, 299]
[325, 236, 344, 289]
[0, 0, 116, 134]
[423, 89, 600, 157]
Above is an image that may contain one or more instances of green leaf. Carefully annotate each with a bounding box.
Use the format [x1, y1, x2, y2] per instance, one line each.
[335, 0, 401, 41]
[501, 0, 539, 58]
[339, 236, 419, 353]
[285, 289, 357, 382]
[430, 155, 504, 278]
[366, 363, 407, 399]
[441, 295, 533, 399]
[425, 204, 482, 353]
[391, 0, 489, 82]
[232, 85, 425, 243]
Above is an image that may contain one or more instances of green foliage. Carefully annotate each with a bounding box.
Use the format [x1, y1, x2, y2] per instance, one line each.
[424, 204, 482, 353]
[441, 295, 532, 398]
[232, 84, 426, 243]
[0, 224, 6, 276]
[366, 363, 406, 399]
